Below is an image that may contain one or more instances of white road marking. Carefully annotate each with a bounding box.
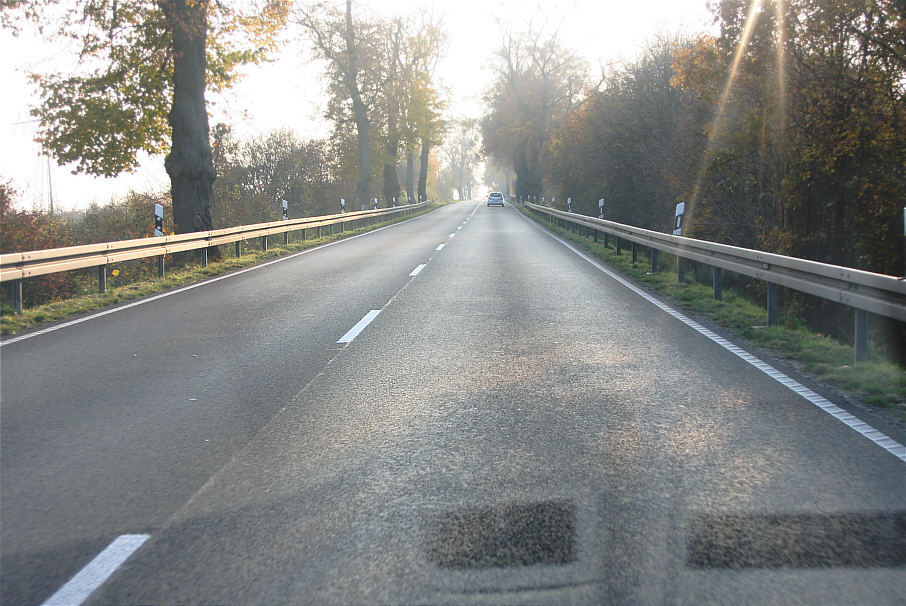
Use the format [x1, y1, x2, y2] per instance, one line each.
[457, 226, 462, 230]
[449, 233, 456, 238]
[409, 264, 427, 277]
[337, 310, 381, 344]
[522, 212, 906, 464]
[42, 534, 149, 606]
[435, 243, 445, 251]
[469, 204, 481, 218]
[1, 211, 432, 347]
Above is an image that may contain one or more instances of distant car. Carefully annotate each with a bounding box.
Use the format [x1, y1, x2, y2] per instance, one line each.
[487, 192, 505, 207]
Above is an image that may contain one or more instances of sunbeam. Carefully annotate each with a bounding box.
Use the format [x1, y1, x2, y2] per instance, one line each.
[684, 0, 765, 229]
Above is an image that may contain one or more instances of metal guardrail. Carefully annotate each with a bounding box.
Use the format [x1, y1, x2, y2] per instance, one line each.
[1, 202, 429, 312]
[524, 202, 906, 362]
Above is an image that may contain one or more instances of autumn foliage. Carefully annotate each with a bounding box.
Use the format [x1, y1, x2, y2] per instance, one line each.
[500, 0, 905, 359]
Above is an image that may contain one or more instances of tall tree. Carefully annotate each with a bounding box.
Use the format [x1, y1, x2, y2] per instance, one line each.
[548, 37, 706, 227]
[297, 2, 445, 207]
[393, 12, 445, 204]
[5, 0, 289, 235]
[443, 118, 480, 200]
[296, 0, 385, 208]
[674, 0, 906, 274]
[482, 26, 586, 202]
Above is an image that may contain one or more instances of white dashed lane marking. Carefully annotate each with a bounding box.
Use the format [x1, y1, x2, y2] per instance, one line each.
[42, 535, 150, 606]
[337, 310, 381, 344]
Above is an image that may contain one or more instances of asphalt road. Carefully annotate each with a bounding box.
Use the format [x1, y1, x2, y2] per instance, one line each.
[1, 201, 903, 605]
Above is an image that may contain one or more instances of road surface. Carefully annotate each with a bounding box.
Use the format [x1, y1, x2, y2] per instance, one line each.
[2, 201, 903, 605]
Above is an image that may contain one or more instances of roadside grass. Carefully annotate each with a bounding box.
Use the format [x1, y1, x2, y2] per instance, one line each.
[526, 210, 906, 417]
[1, 206, 437, 337]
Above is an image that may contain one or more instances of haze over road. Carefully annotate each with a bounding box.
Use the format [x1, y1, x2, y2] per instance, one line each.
[2, 201, 903, 605]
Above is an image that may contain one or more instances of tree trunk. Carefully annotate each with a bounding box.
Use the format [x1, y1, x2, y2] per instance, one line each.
[405, 150, 415, 202]
[345, 0, 371, 209]
[418, 143, 429, 202]
[161, 0, 216, 252]
[382, 134, 400, 205]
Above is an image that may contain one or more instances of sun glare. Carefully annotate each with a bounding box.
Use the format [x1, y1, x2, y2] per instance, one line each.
[685, 0, 767, 224]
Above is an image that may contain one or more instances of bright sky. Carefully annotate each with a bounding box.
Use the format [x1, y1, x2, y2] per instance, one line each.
[0, 0, 714, 211]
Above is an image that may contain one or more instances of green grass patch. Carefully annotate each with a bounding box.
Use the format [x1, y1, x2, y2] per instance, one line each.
[525, 209, 906, 416]
[1, 206, 436, 337]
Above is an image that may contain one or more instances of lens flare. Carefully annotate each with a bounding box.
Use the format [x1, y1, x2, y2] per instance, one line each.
[685, 0, 765, 230]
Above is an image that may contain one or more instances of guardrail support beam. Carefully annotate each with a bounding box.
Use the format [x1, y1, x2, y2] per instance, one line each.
[284, 232, 289, 245]
[616, 238, 622, 256]
[604, 233, 609, 249]
[713, 267, 723, 300]
[593, 229, 598, 243]
[678, 257, 685, 283]
[201, 247, 208, 268]
[854, 309, 869, 363]
[632, 242, 638, 263]
[767, 283, 778, 326]
[261, 236, 268, 252]
[98, 265, 107, 294]
[157, 255, 165, 278]
[235, 241, 241, 257]
[12, 278, 22, 314]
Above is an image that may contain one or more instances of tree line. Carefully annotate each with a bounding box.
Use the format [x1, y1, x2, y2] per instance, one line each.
[482, 0, 905, 359]
[2, 0, 448, 238]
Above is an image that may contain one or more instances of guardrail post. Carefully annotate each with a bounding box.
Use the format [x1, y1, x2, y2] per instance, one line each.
[158, 255, 165, 278]
[632, 242, 638, 263]
[261, 236, 268, 251]
[713, 267, 723, 300]
[12, 279, 22, 314]
[284, 231, 289, 246]
[677, 257, 685, 282]
[616, 238, 622, 256]
[854, 309, 869, 363]
[593, 229, 598, 243]
[651, 249, 658, 273]
[604, 233, 609, 249]
[98, 265, 107, 294]
[235, 241, 241, 257]
[302, 228, 306, 241]
[318, 226, 322, 238]
[767, 283, 778, 326]
[201, 247, 208, 268]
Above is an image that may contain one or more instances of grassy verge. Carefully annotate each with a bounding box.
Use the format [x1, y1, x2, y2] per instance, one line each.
[525, 208, 905, 418]
[1, 205, 437, 337]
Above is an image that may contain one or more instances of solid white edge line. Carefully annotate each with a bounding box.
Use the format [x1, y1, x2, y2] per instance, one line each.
[1, 211, 431, 348]
[410, 264, 427, 277]
[337, 310, 381, 344]
[448, 233, 456, 238]
[520, 211, 906, 464]
[435, 243, 445, 251]
[42, 534, 150, 606]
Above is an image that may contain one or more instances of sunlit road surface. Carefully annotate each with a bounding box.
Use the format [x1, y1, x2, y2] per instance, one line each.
[2, 201, 904, 605]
